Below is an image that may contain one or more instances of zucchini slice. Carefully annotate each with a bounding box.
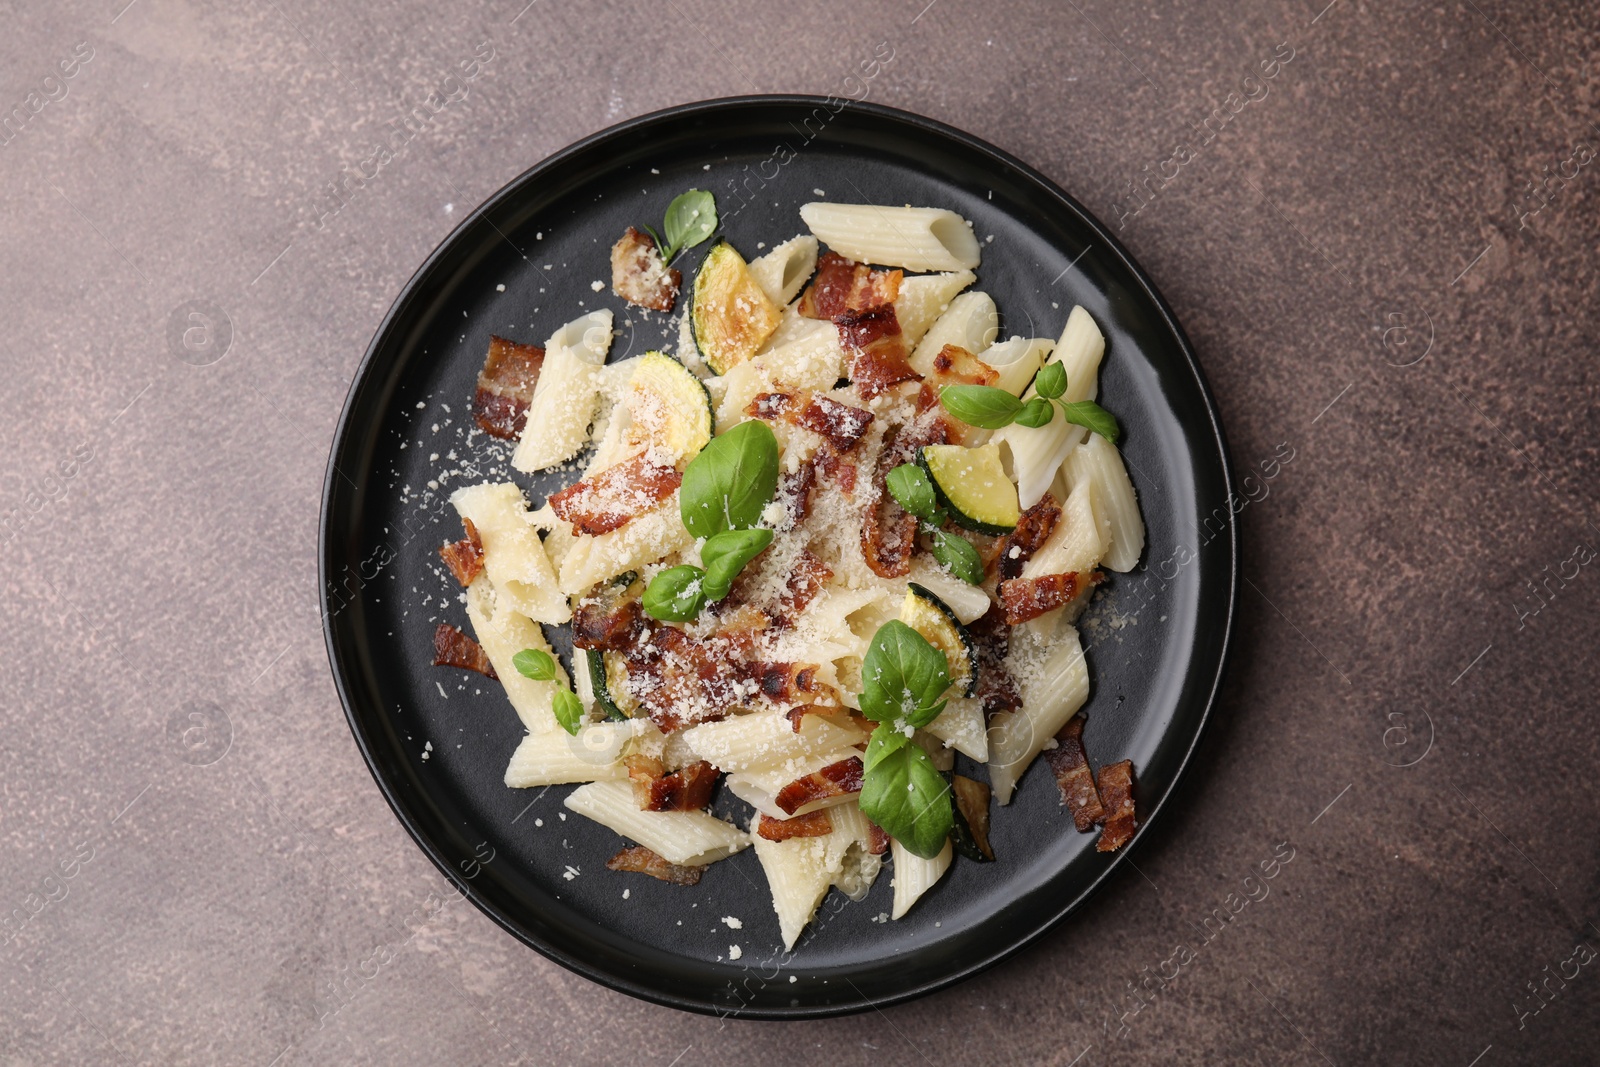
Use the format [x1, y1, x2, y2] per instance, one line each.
[691, 242, 783, 375]
[948, 773, 995, 862]
[919, 442, 1021, 535]
[901, 583, 977, 697]
[626, 350, 713, 459]
[586, 648, 637, 721]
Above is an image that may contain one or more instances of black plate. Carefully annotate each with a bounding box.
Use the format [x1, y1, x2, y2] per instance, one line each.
[320, 96, 1236, 1018]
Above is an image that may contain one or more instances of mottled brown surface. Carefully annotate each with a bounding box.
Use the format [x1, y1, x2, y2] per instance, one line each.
[2, 1, 1598, 1064]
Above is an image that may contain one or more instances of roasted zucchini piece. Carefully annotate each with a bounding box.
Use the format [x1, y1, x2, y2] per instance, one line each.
[919, 442, 1021, 535]
[949, 773, 994, 861]
[586, 648, 637, 721]
[691, 242, 783, 374]
[901, 583, 977, 697]
[626, 350, 713, 459]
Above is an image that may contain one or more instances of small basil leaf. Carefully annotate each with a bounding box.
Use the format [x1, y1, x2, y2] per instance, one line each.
[1013, 396, 1055, 429]
[856, 683, 899, 725]
[701, 527, 774, 597]
[864, 723, 912, 771]
[860, 620, 950, 721]
[1034, 361, 1067, 400]
[938, 385, 1023, 429]
[858, 743, 953, 860]
[661, 189, 718, 261]
[642, 565, 708, 621]
[1056, 400, 1121, 443]
[701, 572, 732, 603]
[886, 463, 937, 520]
[924, 526, 984, 585]
[552, 688, 586, 736]
[680, 419, 780, 538]
[513, 648, 557, 681]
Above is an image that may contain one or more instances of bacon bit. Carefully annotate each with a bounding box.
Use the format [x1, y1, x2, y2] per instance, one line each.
[757, 810, 835, 842]
[866, 821, 890, 855]
[610, 226, 681, 312]
[748, 391, 875, 452]
[838, 308, 920, 400]
[431, 623, 496, 679]
[628, 758, 719, 812]
[572, 597, 642, 651]
[918, 344, 1000, 442]
[606, 845, 705, 885]
[968, 607, 1022, 718]
[777, 550, 832, 619]
[1044, 715, 1104, 831]
[773, 457, 817, 529]
[951, 774, 995, 860]
[757, 662, 834, 706]
[439, 517, 485, 587]
[1095, 760, 1137, 852]
[782, 701, 852, 733]
[995, 495, 1062, 581]
[624, 627, 813, 732]
[471, 336, 545, 439]
[861, 418, 949, 578]
[548, 453, 683, 536]
[999, 572, 1082, 625]
[798, 253, 902, 319]
[815, 447, 857, 494]
[775, 757, 864, 815]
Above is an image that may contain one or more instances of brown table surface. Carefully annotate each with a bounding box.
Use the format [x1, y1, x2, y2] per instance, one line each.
[4, 0, 1597, 1063]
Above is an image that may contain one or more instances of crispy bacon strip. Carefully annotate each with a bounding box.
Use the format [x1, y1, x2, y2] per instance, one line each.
[999, 572, 1082, 625]
[798, 252, 902, 319]
[777, 549, 832, 619]
[815, 447, 857, 494]
[748, 391, 875, 452]
[995, 495, 1062, 581]
[627, 756, 719, 812]
[968, 606, 1021, 717]
[605, 845, 704, 885]
[1095, 760, 1137, 852]
[838, 308, 919, 400]
[610, 226, 681, 312]
[775, 756, 864, 815]
[773, 457, 817, 530]
[472, 336, 545, 439]
[866, 821, 891, 855]
[431, 623, 496, 679]
[571, 597, 643, 651]
[861, 418, 949, 578]
[1044, 715, 1104, 831]
[439, 517, 485, 588]
[917, 344, 998, 432]
[548, 453, 683, 536]
[756, 810, 835, 842]
[757, 662, 835, 706]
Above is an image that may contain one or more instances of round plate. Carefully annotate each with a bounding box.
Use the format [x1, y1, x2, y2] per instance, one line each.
[320, 96, 1236, 1019]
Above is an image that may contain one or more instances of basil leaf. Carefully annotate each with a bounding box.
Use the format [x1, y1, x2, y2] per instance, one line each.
[864, 722, 912, 771]
[552, 688, 585, 736]
[856, 683, 899, 724]
[1034, 361, 1067, 400]
[886, 463, 937, 520]
[701, 527, 773, 601]
[907, 697, 947, 730]
[679, 419, 780, 538]
[661, 189, 718, 261]
[1013, 396, 1055, 429]
[924, 525, 984, 585]
[642, 565, 707, 621]
[1056, 400, 1121, 443]
[858, 620, 950, 724]
[513, 648, 557, 681]
[938, 385, 1023, 429]
[858, 743, 953, 860]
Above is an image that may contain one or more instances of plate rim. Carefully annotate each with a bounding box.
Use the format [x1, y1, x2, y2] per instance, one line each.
[319, 93, 1238, 1019]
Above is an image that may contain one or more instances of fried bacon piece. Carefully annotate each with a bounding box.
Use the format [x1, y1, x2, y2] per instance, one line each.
[571, 597, 643, 651]
[995, 495, 1062, 581]
[756, 810, 835, 842]
[861, 417, 950, 578]
[917, 344, 999, 435]
[773, 457, 817, 529]
[951, 774, 995, 861]
[798, 252, 902, 319]
[438, 518, 485, 587]
[838, 308, 920, 400]
[748, 391, 875, 452]
[1095, 760, 1137, 852]
[866, 821, 890, 855]
[777, 550, 832, 619]
[472, 336, 545, 439]
[999, 572, 1083, 625]
[815, 447, 857, 494]
[548, 453, 683, 536]
[431, 623, 497, 679]
[606, 845, 704, 886]
[775, 756, 864, 815]
[968, 606, 1021, 717]
[757, 662, 835, 706]
[610, 226, 681, 312]
[626, 755, 719, 812]
[1044, 715, 1105, 831]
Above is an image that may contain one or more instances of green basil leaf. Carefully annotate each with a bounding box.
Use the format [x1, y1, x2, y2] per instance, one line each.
[513, 648, 557, 681]
[1034, 361, 1067, 400]
[679, 419, 780, 538]
[924, 526, 984, 585]
[552, 688, 586, 736]
[938, 385, 1023, 429]
[858, 743, 953, 860]
[1056, 400, 1121, 443]
[1013, 396, 1055, 429]
[907, 697, 947, 730]
[864, 723, 912, 771]
[885, 463, 937, 519]
[661, 189, 718, 261]
[701, 527, 774, 597]
[856, 683, 899, 724]
[858, 620, 950, 724]
[642, 565, 707, 621]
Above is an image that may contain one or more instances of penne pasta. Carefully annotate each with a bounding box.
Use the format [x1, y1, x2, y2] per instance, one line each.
[980, 336, 1054, 396]
[557, 496, 693, 596]
[800, 203, 982, 272]
[564, 780, 749, 866]
[988, 627, 1090, 804]
[714, 332, 844, 433]
[1066, 433, 1145, 573]
[1023, 477, 1104, 580]
[747, 235, 820, 307]
[682, 712, 867, 774]
[463, 576, 567, 734]
[452, 482, 569, 624]
[511, 310, 614, 472]
[504, 722, 645, 787]
[890, 836, 953, 919]
[923, 695, 988, 762]
[908, 291, 999, 376]
[993, 306, 1105, 508]
[894, 270, 976, 348]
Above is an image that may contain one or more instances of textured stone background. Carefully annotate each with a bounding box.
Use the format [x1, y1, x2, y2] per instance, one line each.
[3, 0, 1598, 1063]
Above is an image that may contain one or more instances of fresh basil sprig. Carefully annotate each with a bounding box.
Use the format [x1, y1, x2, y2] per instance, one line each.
[855, 621, 955, 859]
[884, 463, 984, 585]
[643, 420, 780, 621]
[643, 189, 718, 265]
[940, 367, 1121, 443]
[514, 648, 586, 735]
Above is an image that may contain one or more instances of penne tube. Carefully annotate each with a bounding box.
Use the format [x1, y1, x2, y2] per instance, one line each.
[908, 291, 999, 376]
[890, 837, 953, 919]
[980, 336, 1054, 396]
[564, 780, 749, 866]
[452, 482, 569, 624]
[800, 203, 982, 272]
[748, 235, 820, 306]
[463, 576, 567, 734]
[511, 310, 614, 472]
[1066, 433, 1145, 572]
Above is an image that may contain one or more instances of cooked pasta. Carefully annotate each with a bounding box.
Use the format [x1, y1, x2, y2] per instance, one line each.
[800, 203, 982, 272]
[511, 310, 614, 472]
[908, 290, 999, 376]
